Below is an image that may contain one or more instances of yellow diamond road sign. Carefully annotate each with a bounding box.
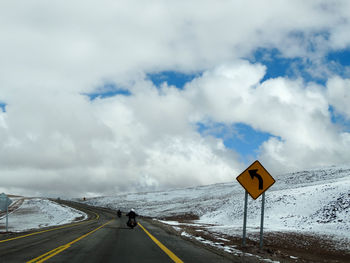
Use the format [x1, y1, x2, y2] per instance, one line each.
[236, 160, 275, 200]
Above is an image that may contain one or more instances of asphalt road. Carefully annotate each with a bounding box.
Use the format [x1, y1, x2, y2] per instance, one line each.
[0, 201, 234, 263]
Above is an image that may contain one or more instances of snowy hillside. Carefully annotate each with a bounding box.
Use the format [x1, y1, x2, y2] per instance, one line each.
[81, 166, 350, 247]
[0, 198, 87, 232]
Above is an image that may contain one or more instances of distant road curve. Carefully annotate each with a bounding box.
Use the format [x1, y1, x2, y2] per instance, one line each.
[0, 200, 234, 263]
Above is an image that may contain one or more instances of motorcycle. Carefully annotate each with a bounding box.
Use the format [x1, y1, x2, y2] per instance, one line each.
[127, 218, 137, 229]
[117, 210, 122, 218]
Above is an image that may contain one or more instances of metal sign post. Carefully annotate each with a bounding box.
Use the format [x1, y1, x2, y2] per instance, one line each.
[259, 192, 265, 249]
[242, 190, 248, 246]
[6, 204, 9, 232]
[236, 161, 275, 250]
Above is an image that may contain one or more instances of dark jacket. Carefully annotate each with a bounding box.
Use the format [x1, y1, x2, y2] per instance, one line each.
[126, 211, 137, 219]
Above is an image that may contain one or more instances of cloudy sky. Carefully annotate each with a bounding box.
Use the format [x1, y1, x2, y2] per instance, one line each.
[1, 0, 350, 197]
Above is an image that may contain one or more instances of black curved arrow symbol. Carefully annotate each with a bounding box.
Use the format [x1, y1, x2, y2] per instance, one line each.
[249, 169, 263, 190]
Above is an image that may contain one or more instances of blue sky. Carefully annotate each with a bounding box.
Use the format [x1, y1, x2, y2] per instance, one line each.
[58, 44, 350, 168]
[249, 48, 316, 83]
[148, 71, 275, 163]
[329, 105, 350, 132]
[82, 67, 291, 165]
[86, 83, 132, 100]
[327, 49, 350, 67]
[249, 47, 350, 85]
[0, 103, 6, 112]
[147, 71, 200, 89]
[85, 70, 280, 165]
[145, 48, 350, 164]
[147, 70, 274, 164]
[197, 122, 272, 164]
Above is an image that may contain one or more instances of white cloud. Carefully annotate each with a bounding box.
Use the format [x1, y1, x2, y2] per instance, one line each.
[0, 1, 350, 196]
[2, 59, 350, 196]
[327, 76, 350, 119]
[184, 62, 350, 173]
[1, 0, 350, 89]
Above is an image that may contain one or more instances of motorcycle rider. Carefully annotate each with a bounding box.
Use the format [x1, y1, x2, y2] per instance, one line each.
[126, 208, 138, 228]
[117, 209, 122, 217]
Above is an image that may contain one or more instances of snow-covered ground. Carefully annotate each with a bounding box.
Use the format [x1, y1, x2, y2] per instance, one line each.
[79, 165, 350, 251]
[0, 198, 87, 232]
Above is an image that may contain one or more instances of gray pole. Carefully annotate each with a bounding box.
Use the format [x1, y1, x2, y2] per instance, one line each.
[242, 190, 248, 246]
[259, 192, 265, 249]
[6, 204, 8, 232]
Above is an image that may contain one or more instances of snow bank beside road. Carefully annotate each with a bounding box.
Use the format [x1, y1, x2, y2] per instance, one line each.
[0, 198, 87, 232]
[80, 165, 350, 244]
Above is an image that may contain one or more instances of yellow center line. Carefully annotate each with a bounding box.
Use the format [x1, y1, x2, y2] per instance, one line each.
[138, 222, 184, 263]
[0, 211, 99, 243]
[27, 219, 113, 263]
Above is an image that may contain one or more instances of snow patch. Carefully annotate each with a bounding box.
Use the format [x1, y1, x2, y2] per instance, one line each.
[0, 199, 87, 232]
